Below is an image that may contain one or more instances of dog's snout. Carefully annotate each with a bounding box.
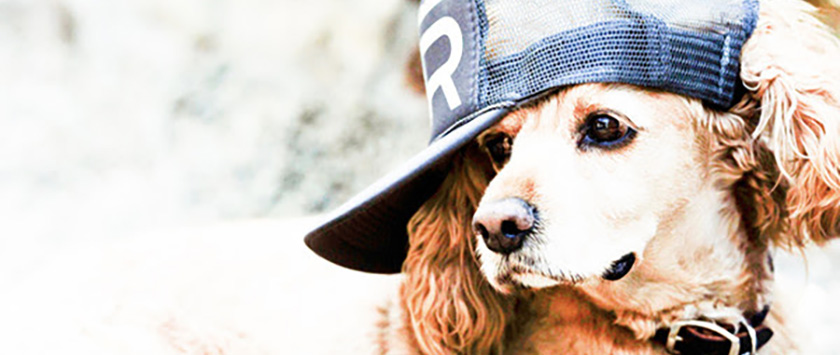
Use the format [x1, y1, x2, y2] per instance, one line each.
[473, 198, 536, 254]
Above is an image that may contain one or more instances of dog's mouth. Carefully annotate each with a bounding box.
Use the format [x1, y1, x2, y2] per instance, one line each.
[493, 252, 637, 290]
[602, 253, 636, 281]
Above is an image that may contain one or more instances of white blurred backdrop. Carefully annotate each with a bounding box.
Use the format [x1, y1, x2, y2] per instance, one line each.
[0, 0, 428, 271]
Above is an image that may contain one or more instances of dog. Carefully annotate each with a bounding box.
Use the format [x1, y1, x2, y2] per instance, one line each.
[377, 0, 840, 353]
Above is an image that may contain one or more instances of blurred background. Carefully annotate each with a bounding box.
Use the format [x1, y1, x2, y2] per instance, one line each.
[1, 0, 839, 353]
[0, 0, 430, 274]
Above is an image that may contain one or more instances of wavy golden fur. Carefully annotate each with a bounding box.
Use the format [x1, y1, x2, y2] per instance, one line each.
[384, 0, 840, 353]
[402, 150, 509, 354]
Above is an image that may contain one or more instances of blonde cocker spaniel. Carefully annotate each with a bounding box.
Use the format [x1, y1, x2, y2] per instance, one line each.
[372, 0, 840, 353]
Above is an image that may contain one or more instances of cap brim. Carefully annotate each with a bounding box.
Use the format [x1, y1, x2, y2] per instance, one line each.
[304, 105, 511, 273]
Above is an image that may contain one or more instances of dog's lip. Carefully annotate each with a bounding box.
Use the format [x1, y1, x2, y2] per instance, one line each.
[602, 253, 636, 281]
[495, 252, 637, 287]
[502, 262, 585, 286]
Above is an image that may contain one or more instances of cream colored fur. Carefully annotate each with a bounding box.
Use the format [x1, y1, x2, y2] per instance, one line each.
[383, 0, 840, 353]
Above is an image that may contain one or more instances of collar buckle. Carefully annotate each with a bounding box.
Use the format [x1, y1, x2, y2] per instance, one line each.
[665, 319, 757, 355]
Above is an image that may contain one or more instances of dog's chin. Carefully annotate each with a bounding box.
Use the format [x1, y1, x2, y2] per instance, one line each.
[482, 258, 589, 294]
[487, 267, 588, 294]
[480, 250, 638, 293]
[503, 271, 562, 292]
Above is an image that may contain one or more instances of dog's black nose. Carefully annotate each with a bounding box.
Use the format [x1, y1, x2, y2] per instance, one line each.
[473, 198, 536, 254]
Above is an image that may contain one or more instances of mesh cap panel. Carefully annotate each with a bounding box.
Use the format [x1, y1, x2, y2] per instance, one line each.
[484, 0, 750, 60]
[419, 0, 758, 141]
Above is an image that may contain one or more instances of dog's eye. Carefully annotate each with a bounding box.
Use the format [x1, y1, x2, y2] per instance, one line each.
[580, 113, 636, 148]
[483, 134, 512, 169]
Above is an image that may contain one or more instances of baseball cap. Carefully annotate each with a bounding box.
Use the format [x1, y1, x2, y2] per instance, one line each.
[304, 0, 759, 273]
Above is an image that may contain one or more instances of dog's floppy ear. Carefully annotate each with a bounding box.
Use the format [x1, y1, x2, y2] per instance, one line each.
[739, 0, 840, 246]
[401, 146, 511, 354]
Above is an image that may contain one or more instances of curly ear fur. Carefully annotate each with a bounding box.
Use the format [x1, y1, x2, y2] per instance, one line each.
[739, 0, 840, 246]
[401, 147, 512, 354]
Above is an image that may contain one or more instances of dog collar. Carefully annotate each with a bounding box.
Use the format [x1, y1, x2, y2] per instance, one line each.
[652, 306, 773, 355]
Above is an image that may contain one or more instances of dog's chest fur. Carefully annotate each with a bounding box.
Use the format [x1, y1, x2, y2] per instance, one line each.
[379, 286, 793, 354]
[503, 288, 661, 354]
